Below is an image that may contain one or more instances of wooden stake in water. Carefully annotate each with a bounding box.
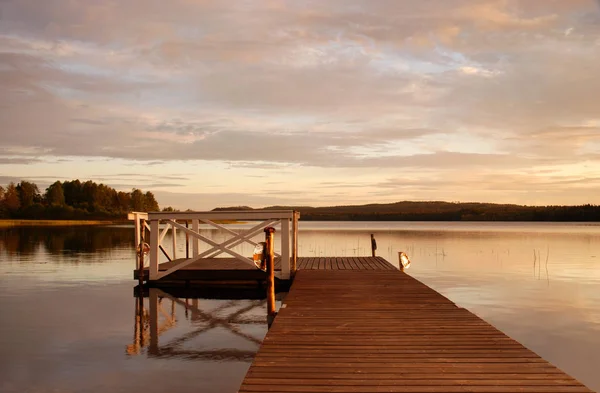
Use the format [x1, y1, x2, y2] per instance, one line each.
[370, 234, 377, 257]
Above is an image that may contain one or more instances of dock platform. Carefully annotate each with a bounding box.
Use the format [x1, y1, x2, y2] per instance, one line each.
[239, 268, 592, 392]
[134, 256, 396, 283]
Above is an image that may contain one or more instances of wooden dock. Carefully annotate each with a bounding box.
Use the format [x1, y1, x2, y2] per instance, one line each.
[126, 210, 592, 391]
[239, 264, 593, 392]
[134, 256, 396, 283]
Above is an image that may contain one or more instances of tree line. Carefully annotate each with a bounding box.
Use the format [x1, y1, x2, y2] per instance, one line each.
[0, 180, 160, 220]
[216, 201, 600, 222]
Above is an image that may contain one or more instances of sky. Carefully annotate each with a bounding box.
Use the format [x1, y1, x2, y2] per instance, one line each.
[1, 0, 600, 210]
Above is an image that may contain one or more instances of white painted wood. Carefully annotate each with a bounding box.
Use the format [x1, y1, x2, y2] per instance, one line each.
[149, 220, 160, 280]
[204, 219, 280, 258]
[192, 219, 199, 257]
[130, 210, 299, 280]
[128, 212, 148, 220]
[148, 210, 294, 221]
[134, 213, 141, 249]
[281, 219, 291, 279]
[172, 221, 177, 260]
[292, 212, 298, 274]
[166, 220, 254, 266]
[158, 224, 170, 244]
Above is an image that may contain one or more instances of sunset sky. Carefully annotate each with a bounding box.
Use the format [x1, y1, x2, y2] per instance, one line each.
[1, 0, 599, 210]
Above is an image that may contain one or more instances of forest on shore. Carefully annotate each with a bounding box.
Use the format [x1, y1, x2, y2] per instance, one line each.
[1, 179, 598, 222]
[0, 180, 159, 220]
[215, 201, 600, 222]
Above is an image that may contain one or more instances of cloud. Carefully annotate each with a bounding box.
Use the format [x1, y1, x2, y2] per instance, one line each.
[0, 157, 42, 165]
[1, 0, 600, 206]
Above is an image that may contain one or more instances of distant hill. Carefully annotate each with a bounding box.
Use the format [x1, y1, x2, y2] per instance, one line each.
[213, 201, 600, 222]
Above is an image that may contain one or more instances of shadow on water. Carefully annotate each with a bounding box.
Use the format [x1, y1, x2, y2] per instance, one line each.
[127, 288, 268, 362]
[0, 225, 133, 256]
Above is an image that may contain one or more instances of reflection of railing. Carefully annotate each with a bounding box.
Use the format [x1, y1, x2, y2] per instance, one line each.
[128, 210, 300, 280]
[126, 288, 265, 361]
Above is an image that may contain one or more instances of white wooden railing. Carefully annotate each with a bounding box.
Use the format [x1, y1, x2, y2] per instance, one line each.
[128, 210, 299, 281]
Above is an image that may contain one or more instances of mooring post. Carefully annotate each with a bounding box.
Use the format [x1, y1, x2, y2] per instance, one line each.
[264, 226, 276, 326]
[370, 233, 377, 257]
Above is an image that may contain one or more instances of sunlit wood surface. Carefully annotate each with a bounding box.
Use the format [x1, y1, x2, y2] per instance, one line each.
[134, 257, 396, 281]
[239, 269, 593, 393]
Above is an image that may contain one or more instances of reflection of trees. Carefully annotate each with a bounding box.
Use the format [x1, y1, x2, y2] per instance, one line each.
[0, 226, 133, 256]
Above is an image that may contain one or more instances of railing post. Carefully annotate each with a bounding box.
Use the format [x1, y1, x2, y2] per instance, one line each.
[281, 219, 291, 279]
[265, 227, 276, 325]
[185, 220, 189, 259]
[150, 219, 160, 280]
[192, 219, 199, 257]
[291, 211, 298, 277]
[134, 213, 141, 250]
[138, 218, 146, 285]
[172, 220, 177, 260]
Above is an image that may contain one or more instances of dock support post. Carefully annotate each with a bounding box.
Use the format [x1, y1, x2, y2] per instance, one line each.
[192, 219, 199, 257]
[281, 219, 291, 279]
[265, 227, 276, 326]
[291, 212, 298, 277]
[150, 220, 159, 280]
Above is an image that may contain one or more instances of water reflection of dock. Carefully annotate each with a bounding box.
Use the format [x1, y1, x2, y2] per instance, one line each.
[127, 288, 266, 362]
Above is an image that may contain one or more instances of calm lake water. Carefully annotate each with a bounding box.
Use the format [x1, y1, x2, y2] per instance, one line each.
[1, 222, 599, 392]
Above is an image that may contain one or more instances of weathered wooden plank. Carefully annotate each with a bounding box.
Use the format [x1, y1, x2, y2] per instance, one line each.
[238, 270, 592, 393]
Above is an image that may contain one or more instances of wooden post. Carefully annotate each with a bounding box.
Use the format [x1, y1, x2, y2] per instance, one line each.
[172, 220, 177, 260]
[281, 219, 291, 279]
[185, 221, 189, 259]
[291, 212, 298, 277]
[371, 233, 377, 257]
[138, 219, 146, 285]
[265, 227, 276, 323]
[134, 213, 141, 250]
[192, 219, 199, 257]
[149, 220, 160, 280]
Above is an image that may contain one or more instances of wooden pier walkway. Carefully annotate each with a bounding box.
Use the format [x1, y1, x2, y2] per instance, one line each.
[239, 262, 592, 392]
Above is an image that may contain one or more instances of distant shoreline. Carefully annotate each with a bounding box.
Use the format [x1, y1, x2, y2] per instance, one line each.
[0, 219, 122, 228]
